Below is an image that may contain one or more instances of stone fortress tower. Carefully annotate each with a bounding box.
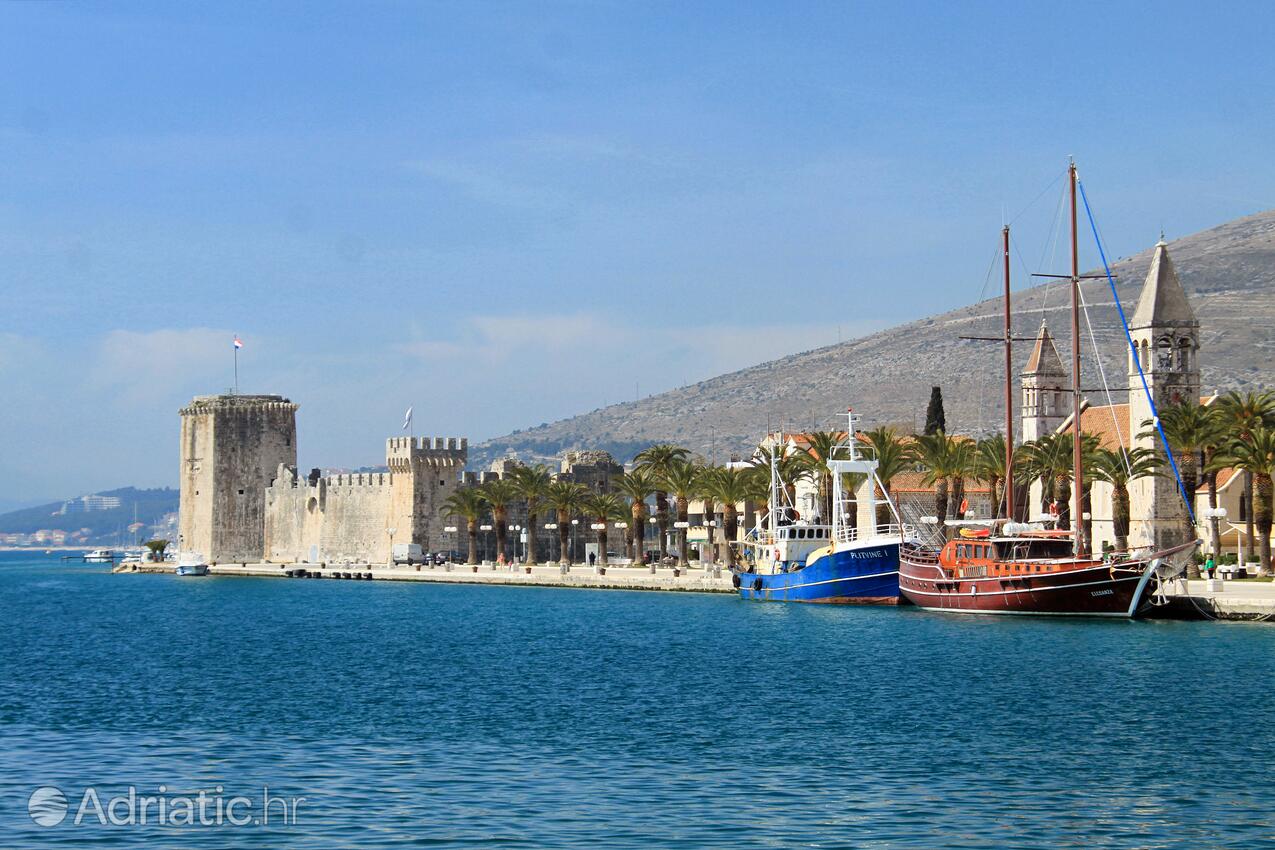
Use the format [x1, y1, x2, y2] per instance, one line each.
[179, 394, 299, 562]
[1020, 320, 1068, 442]
[386, 436, 468, 555]
[1127, 239, 1200, 549]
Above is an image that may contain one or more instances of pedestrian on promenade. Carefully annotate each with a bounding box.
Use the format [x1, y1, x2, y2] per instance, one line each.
[588, 551, 596, 567]
[1204, 555, 1215, 579]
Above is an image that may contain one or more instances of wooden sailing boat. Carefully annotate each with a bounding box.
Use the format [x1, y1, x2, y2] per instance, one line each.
[897, 161, 1196, 617]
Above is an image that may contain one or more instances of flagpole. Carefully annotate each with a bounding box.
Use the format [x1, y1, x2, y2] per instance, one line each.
[234, 345, 239, 395]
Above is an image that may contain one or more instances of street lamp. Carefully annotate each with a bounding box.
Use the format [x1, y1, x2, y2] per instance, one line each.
[386, 527, 397, 565]
[571, 519, 579, 563]
[545, 523, 558, 561]
[479, 524, 493, 561]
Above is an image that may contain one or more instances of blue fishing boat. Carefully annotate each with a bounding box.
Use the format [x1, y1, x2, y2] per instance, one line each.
[734, 410, 918, 604]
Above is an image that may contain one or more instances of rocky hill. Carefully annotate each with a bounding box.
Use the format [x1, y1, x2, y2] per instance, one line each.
[471, 209, 1275, 468]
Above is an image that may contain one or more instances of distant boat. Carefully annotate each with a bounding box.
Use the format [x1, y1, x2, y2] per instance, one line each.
[175, 552, 209, 577]
[83, 549, 115, 563]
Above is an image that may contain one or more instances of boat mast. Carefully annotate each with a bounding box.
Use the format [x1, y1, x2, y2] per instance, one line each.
[1002, 224, 1015, 522]
[1069, 159, 1087, 556]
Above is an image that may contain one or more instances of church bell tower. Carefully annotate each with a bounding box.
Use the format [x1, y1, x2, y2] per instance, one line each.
[1127, 239, 1200, 549]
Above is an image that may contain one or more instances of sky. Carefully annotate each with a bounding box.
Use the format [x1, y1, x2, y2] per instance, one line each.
[3, 1, 1275, 508]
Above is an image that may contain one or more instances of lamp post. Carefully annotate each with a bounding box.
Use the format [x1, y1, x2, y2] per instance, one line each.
[571, 519, 579, 564]
[443, 526, 457, 565]
[545, 522, 558, 563]
[513, 525, 522, 564]
[479, 524, 493, 562]
[386, 526, 397, 566]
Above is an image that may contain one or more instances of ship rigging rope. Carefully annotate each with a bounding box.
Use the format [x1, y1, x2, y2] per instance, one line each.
[1075, 284, 1132, 474]
[1076, 177, 1196, 524]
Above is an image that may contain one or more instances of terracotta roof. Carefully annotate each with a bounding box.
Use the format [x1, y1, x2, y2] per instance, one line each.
[1061, 402, 1132, 451]
[889, 470, 991, 494]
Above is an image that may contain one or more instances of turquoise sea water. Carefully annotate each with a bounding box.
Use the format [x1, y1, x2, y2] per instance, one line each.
[1, 550, 1273, 848]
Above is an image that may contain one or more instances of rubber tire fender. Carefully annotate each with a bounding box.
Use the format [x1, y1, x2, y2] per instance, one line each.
[731, 573, 741, 589]
[752, 576, 763, 592]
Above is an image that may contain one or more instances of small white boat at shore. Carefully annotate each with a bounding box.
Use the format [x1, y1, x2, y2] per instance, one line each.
[175, 552, 209, 576]
[83, 549, 116, 563]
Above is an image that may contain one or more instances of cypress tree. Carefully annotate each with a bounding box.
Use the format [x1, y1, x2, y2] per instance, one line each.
[924, 386, 946, 435]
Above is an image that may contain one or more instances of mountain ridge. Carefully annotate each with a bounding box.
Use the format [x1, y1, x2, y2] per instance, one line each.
[471, 208, 1275, 468]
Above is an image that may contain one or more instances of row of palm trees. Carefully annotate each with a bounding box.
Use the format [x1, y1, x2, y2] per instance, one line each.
[439, 449, 768, 568]
[836, 391, 1275, 575]
[439, 390, 1275, 574]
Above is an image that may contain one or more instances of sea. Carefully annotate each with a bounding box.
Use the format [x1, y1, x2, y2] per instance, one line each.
[1, 550, 1272, 848]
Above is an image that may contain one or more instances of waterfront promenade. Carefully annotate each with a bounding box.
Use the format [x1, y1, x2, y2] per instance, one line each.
[116, 559, 736, 593]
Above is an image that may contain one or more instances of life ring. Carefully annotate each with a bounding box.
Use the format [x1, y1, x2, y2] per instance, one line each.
[731, 573, 741, 589]
[752, 577, 763, 592]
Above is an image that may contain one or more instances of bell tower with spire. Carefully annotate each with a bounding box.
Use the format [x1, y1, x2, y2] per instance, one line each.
[1127, 238, 1200, 549]
[1021, 320, 1068, 442]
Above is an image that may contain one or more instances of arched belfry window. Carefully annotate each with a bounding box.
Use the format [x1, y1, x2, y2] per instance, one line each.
[1178, 338, 1192, 371]
[1156, 336, 1175, 370]
[1140, 339, 1150, 370]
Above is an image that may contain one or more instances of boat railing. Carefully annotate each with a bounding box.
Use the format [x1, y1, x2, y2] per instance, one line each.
[834, 523, 917, 545]
[746, 524, 832, 547]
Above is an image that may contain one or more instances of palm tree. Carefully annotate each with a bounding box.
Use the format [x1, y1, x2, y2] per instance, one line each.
[509, 464, 552, 565]
[1216, 391, 1275, 564]
[914, 432, 959, 536]
[634, 444, 690, 561]
[480, 479, 520, 564]
[442, 487, 486, 565]
[862, 426, 915, 527]
[749, 442, 812, 520]
[544, 480, 588, 565]
[581, 493, 627, 566]
[975, 434, 1010, 519]
[1090, 447, 1161, 552]
[661, 460, 701, 567]
[1227, 426, 1275, 576]
[615, 469, 656, 561]
[947, 438, 977, 521]
[800, 430, 841, 524]
[1019, 433, 1073, 527]
[1144, 400, 1229, 550]
[701, 466, 750, 565]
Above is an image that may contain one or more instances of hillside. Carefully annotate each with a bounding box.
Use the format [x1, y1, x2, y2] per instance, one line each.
[471, 209, 1275, 468]
[0, 487, 179, 537]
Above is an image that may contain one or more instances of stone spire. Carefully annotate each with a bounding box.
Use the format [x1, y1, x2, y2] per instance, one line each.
[1130, 239, 1195, 330]
[1021, 320, 1068, 442]
[1023, 319, 1065, 377]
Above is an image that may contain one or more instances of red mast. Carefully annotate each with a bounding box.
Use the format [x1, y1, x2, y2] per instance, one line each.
[1069, 160, 1087, 556]
[1003, 225, 1015, 521]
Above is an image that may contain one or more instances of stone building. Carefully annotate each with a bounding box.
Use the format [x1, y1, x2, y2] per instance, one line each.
[179, 394, 299, 563]
[178, 393, 466, 564]
[263, 436, 466, 564]
[1028, 239, 1204, 552]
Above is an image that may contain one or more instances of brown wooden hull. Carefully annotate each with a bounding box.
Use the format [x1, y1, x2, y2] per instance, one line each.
[899, 553, 1152, 617]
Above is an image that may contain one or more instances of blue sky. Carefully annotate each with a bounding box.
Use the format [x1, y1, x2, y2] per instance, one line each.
[3, 1, 1275, 506]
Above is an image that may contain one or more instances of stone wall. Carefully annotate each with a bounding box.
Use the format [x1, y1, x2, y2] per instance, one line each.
[179, 394, 297, 563]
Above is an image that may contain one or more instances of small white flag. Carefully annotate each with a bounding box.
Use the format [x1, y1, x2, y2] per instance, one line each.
[402, 406, 413, 431]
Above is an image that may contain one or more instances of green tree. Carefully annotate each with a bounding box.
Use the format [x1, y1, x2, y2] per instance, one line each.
[924, 386, 946, 436]
[661, 460, 702, 567]
[1226, 426, 1275, 576]
[480, 479, 520, 564]
[582, 493, 628, 566]
[975, 434, 1010, 519]
[1019, 433, 1073, 528]
[442, 488, 486, 565]
[701, 466, 751, 565]
[509, 464, 552, 564]
[634, 444, 690, 560]
[862, 426, 916, 527]
[545, 480, 588, 565]
[914, 431, 959, 536]
[799, 430, 842, 524]
[615, 469, 657, 560]
[1089, 447, 1161, 552]
[1216, 391, 1275, 564]
[1143, 401, 1228, 576]
[144, 539, 170, 560]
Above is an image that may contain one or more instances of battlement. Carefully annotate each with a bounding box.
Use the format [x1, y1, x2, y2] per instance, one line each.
[181, 394, 298, 416]
[325, 471, 391, 488]
[385, 436, 468, 471]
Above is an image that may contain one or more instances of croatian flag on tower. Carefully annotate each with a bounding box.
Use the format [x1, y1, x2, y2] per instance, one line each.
[233, 335, 244, 349]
